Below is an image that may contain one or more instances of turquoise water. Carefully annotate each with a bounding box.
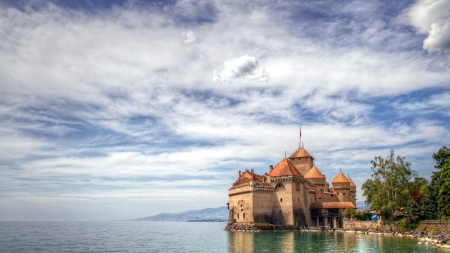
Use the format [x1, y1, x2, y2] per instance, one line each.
[0, 222, 446, 252]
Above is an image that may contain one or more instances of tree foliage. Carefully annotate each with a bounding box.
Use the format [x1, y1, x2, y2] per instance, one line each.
[362, 149, 417, 218]
[342, 208, 356, 218]
[431, 146, 450, 219]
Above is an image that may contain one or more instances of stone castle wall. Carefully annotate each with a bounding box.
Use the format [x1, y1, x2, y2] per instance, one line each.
[289, 157, 313, 175]
[229, 191, 253, 223]
[272, 181, 294, 225]
[252, 190, 273, 223]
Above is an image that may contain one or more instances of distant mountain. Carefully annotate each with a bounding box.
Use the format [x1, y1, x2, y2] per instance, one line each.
[133, 206, 228, 222]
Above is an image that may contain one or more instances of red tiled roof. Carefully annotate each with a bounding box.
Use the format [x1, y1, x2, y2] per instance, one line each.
[268, 158, 303, 177]
[304, 166, 325, 179]
[331, 171, 349, 183]
[288, 148, 313, 159]
[310, 202, 357, 209]
[230, 171, 270, 190]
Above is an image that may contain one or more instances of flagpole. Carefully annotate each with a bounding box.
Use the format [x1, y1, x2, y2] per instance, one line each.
[299, 127, 302, 149]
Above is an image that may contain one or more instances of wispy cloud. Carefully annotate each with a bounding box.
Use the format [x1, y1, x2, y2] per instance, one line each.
[0, 0, 449, 221]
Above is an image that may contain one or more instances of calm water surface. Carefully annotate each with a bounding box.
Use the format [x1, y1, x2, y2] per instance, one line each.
[0, 222, 447, 252]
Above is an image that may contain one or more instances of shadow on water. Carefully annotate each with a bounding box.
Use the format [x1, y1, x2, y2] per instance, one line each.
[227, 231, 445, 253]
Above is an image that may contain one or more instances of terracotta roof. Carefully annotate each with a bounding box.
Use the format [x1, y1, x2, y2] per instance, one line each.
[304, 166, 325, 179]
[347, 176, 356, 187]
[268, 158, 303, 177]
[331, 171, 349, 184]
[310, 202, 357, 209]
[230, 171, 266, 189]
[288, 148, 313, 159]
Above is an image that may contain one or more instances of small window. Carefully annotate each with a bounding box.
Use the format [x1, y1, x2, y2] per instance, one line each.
[280, 198, 283, 202]
[343, 193, 345, 196]
[331, 195, 334, 197]
[237, 213, 239, 219]
[243, 213, 245, 219]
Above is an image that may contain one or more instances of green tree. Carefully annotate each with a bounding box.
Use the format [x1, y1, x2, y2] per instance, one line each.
[343, 208, 356, 218]
[431, 146, 450, 219]
[362, 149, 417, 218]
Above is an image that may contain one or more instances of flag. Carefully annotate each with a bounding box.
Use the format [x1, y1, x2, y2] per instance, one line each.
[300, 127, 302, 137]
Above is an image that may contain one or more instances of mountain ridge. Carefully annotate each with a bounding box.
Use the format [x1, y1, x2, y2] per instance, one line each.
[133, 206, 228, 222]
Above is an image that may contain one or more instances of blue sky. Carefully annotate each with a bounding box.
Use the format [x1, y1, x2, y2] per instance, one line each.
[0, 0, 449, 221]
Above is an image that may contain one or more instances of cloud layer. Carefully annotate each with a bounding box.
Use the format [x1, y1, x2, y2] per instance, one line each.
[0, 0, 449, 221]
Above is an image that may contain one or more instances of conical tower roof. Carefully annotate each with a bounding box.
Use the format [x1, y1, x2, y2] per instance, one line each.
[288, 148, 313, 159]
[347, 176, 356, 187]
[304, 166, 325, 179]
[269, 158, 303, 177]
[331, 171, 349, 184]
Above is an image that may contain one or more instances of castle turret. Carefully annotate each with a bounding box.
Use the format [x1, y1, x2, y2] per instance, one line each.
[304, 166, 326, 203]
[331, 171, 350, 202]
[269, 158, 307, 226]
[288, 148, 314, 176]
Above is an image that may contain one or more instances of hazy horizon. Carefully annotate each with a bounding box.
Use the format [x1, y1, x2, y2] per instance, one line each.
[1, 0, 449, 222]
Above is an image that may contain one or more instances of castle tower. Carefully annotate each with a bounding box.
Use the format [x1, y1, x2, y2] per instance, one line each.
[331, 171, 350, 202]
[303, 166, 327, 203]
[347, 176, 357, 206]
[288, 148, 314, 176]
[268, 158, 308, 226]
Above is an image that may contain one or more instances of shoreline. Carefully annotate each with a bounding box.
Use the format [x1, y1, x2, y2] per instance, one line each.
[340, 229, 450, 250]
[223, 223, 450, 250]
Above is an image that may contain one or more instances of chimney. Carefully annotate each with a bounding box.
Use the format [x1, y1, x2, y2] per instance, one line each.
[251, 168, 254, 175]
[270, 165, 273, 171]
[239, 170, 241, 177]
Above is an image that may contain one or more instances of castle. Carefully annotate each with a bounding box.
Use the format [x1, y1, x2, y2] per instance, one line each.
[227, 146, 357, 228]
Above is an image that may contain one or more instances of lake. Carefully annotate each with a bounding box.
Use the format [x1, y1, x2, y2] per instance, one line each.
[0, 221, 446, 252]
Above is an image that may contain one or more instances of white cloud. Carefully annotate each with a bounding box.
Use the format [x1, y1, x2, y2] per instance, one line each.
[182, 30, 196, 44]
[406, 0, 450, 52]
[212, 55, 269, 84]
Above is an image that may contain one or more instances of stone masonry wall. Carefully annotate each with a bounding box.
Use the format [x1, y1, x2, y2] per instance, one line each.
[272, 181, 293, 225]
[343, 220, 377, 231]
[229, 191, 253, 223]
[253, 190, 273, 223]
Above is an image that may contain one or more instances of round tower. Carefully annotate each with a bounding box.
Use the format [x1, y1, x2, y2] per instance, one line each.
[331, 171, 350, 202]
[304, 166, 326, 202]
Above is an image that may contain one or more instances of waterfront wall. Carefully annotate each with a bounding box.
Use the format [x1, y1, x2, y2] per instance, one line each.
[343, 220, 377, 231]
[418, 220, 450, 236]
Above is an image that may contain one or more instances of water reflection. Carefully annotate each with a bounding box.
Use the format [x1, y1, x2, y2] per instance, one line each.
[227, 231, 445, 253]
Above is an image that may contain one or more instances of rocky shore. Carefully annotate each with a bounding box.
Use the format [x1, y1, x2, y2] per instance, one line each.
[224, 222, 450, 250]
[342, 225, 450, 250]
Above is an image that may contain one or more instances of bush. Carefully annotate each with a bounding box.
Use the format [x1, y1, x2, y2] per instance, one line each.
[354, 212, 373, 221]
[395, 218, 417, 232]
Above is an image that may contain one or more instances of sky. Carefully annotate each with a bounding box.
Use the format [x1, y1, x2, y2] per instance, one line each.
[0, 0, 449, 222]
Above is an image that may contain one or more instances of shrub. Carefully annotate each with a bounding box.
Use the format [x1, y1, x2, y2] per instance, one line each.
[395, 218, 417, 232]
[354, 212, 373, 221]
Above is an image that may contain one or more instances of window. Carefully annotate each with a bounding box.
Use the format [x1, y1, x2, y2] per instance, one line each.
[343, 193, 345, 195]
[296, 182, 300, 192]
[331, 195, 334, 197]
[237, 213, 239, 219]
[243, 213, 245, 219]
[280, 198, 283, 202]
